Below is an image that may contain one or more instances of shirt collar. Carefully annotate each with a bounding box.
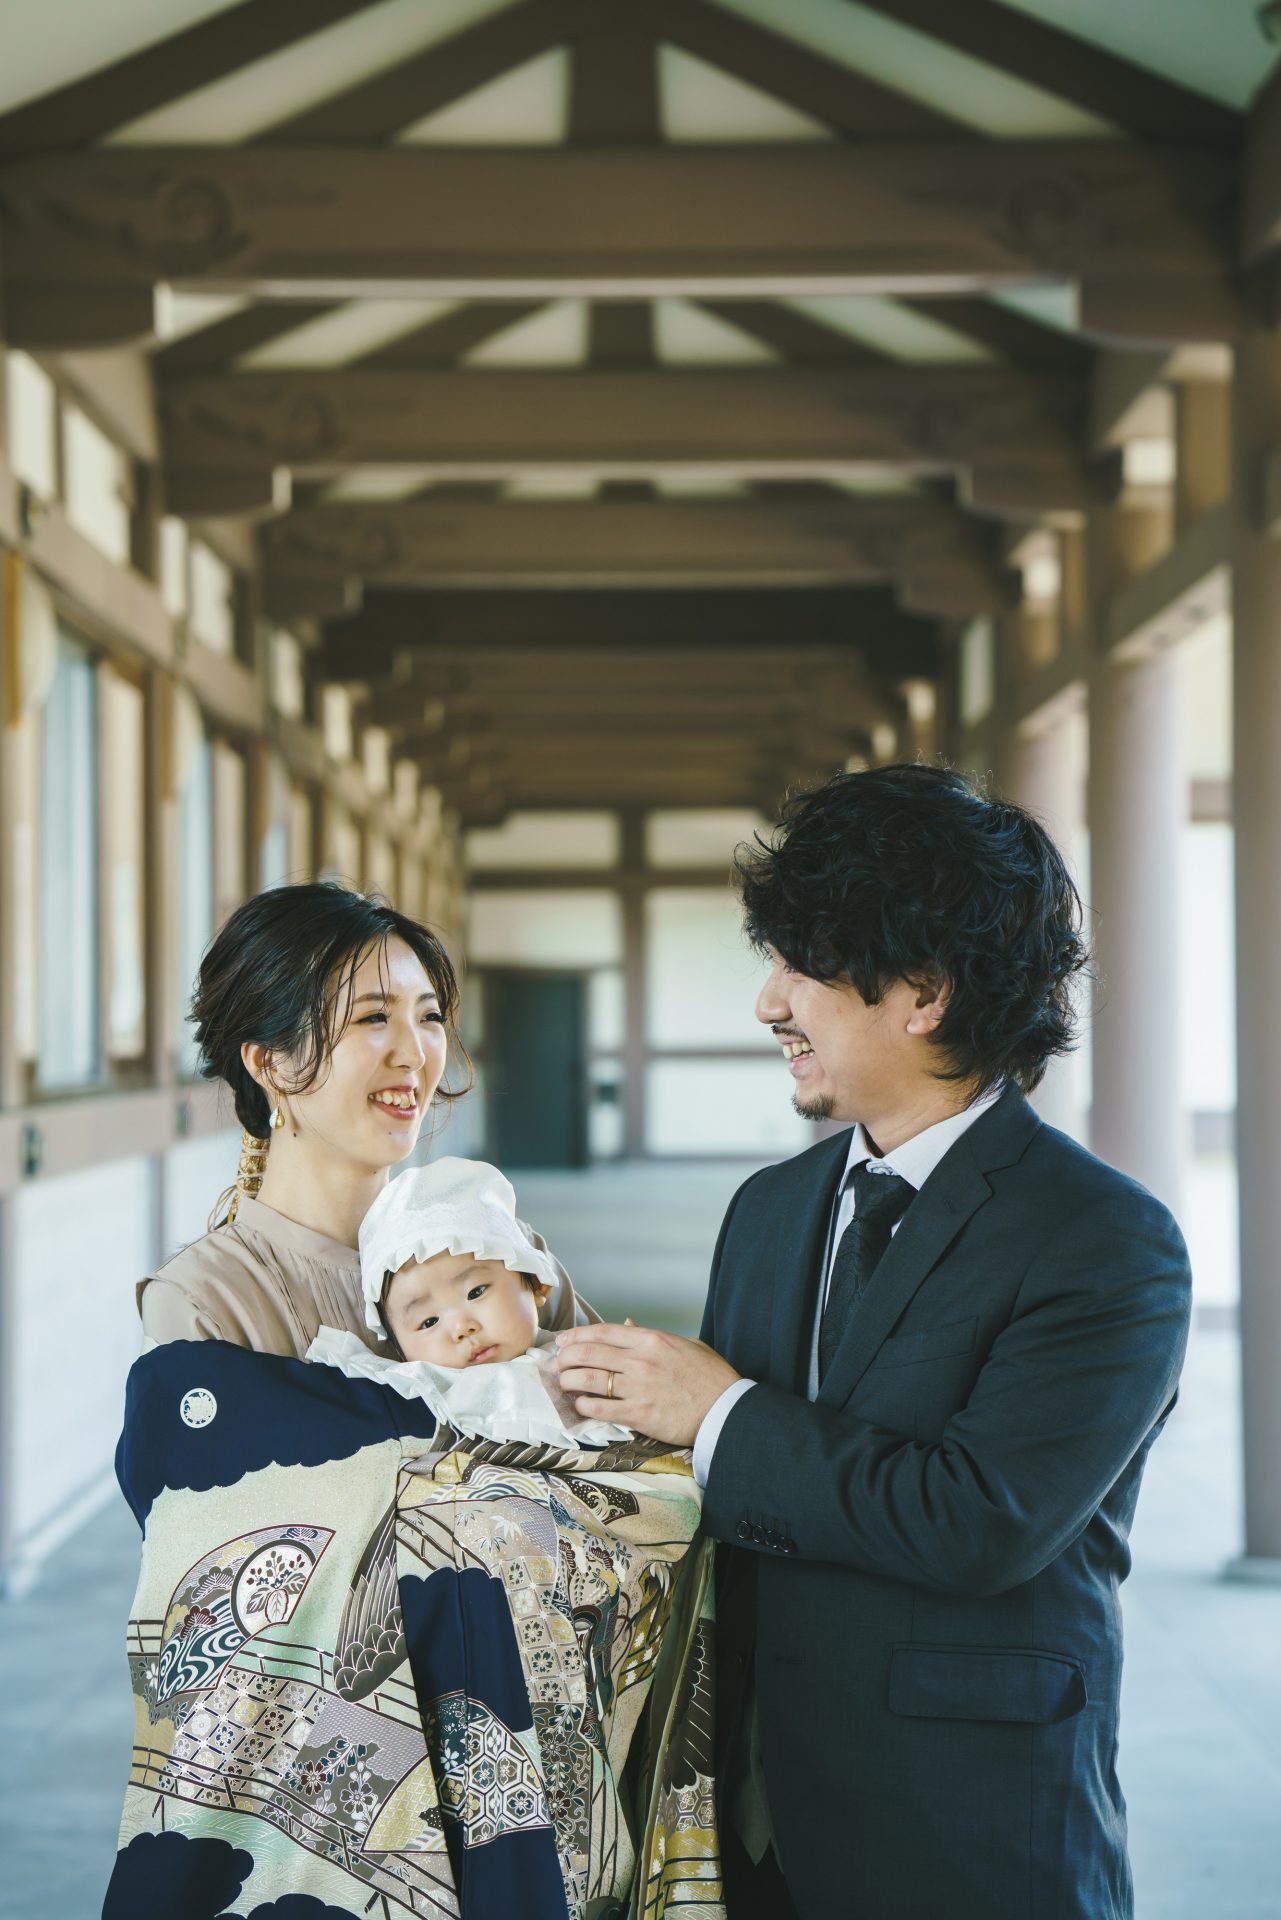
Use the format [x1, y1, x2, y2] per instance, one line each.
[842, 1082, 1006, 1194]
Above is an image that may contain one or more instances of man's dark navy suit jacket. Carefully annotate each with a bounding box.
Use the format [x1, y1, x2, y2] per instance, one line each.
[700, 1085, 1192, 1920]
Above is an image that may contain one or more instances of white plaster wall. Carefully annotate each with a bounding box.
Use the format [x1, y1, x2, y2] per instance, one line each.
[162, 1129, 240, 1264]
[9, 1156, 157, 1552]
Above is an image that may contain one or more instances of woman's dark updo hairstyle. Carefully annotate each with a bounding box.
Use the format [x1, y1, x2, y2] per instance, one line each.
[192, 881, 470, 1136]
[734, 762, 1090, 1097]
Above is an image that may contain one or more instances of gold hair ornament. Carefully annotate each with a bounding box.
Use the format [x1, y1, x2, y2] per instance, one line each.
[211, 1127, 271, 1229]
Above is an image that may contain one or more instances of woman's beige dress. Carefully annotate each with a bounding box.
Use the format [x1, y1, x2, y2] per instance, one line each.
[138, 1192, 594, 1355]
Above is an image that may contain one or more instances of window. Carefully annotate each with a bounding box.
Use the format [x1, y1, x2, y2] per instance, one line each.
[959, 618, 995, 728]
[99, 667, 147, 1060]
[363, 727, 391, 796]
[366, 831, 395, 899]
[159, 517, 189, 619]
[645, 809, 768, 869]
[212, 739, 248, 929]
[288, 785, 314, 881]
[466, 890, 623, 967]
[323, 685, 354, 763]
[189, 542, 236, 654]
[6, 350, 58, 500]
[259, 752, 291, 892]
[323, 800, 362, 886]
[63, 403, 132, 565]
[271, 630, 305, 718]
[37, 633, 99, 1089]
[175, 693, 212, 1076]
[465, 810, 619, 870]
[394, 760, 419, 821]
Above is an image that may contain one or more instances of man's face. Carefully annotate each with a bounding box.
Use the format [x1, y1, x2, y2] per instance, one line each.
[383, 1251, 547, 1369]
[756, 947, 928, 1125]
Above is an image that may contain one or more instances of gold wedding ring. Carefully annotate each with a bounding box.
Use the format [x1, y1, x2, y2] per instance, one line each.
[606, 1370, 617, 1401]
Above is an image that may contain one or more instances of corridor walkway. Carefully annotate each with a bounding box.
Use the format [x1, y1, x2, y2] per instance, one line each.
[1, 1162, 1276, 1919]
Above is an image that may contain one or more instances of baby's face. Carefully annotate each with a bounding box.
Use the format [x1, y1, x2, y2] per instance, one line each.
[383, 1249, 547, 1368]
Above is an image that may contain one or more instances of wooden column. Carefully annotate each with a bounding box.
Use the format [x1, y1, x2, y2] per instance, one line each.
[1003, 701, 1087, 1142]
[1230, 332, 1281, 1566]
[1086, 500, 1184, 1214]
[620, 809, 647, 1161]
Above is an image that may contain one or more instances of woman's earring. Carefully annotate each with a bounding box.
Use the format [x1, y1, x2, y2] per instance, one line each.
[269, 1103, 285, 1132]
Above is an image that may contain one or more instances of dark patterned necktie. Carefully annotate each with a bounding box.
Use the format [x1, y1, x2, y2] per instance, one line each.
[819, 1163, 915, 1382]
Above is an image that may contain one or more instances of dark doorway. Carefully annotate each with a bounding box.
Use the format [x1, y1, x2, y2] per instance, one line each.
[483, 969, 589, 1169]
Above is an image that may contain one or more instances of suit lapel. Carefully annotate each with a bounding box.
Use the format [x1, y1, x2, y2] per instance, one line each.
[767, 1130, 851, 1395]
[816, 1085, 1041, 1409]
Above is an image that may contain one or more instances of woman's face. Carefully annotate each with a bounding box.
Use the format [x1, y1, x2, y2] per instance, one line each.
[271, 936, 451, 1174]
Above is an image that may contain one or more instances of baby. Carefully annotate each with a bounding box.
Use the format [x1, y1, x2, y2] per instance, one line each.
[370, 1158, 556, 1369]
[307, 1157, 630, 1450]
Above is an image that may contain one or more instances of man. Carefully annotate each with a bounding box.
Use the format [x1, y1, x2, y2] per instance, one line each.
[557, 765, 1191, 1920]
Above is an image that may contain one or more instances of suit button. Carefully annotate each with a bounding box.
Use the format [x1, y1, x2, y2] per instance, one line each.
[736, 1520, 752, 1542]
[751, 1524, 767, 1545]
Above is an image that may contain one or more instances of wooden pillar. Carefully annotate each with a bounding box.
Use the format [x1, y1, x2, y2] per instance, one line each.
[620, 808, 647, 1161]
[1175, 381, 1230, 531]
[1086, 502, 1184, 1214]
[1230, 332, 1281, 1566]
[1003, 702, 1087, 1142]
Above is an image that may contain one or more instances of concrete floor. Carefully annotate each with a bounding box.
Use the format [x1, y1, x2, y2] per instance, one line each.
[2, 1161, 1278, 1919]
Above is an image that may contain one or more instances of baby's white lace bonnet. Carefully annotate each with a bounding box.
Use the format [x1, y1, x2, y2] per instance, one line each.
[358, 1156, 563, 1337]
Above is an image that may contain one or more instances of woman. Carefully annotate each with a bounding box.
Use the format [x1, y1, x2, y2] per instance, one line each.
[140, 881, 586, 1352]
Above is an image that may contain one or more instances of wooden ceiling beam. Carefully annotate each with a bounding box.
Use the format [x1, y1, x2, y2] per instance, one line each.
[255, 0, 583, 145]
[587, 303, 656, 366]
[842, 0, 1240, 146]
[692, 300, 889, 368]
[157, 364, 1085, 484]
[412, 731, 865, 762]
[899, 296, 1091, 372]
[354, 301, 551, 370]
[362, 683, 881, 727]
[568, 16, 660, 144]
[320, 587, 941, 678]
[2, 281, 157, 351]
[258, 497, 1012, 613]
[647, 0, 967, 140]
[152, 300, 338, 374]
[0, 145, 1234, 322]
[1244, 63, 1281, 261]
[0, 0, 389, 157]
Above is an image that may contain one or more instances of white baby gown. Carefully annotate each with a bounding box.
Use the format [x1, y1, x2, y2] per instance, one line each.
[306, 1325, 633, 1451]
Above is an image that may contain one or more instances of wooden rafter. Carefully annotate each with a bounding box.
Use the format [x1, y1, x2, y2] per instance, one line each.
[152, 300, 336, 374]
[354, 303, 551, 369]
[692, 300, 889, 368]
[254, 0, 580, 145]
[843, 0, 1240, 145]
[588, 304, 656, 366]
[649, 0, 968, 140]
[0, 0, 389, 156]
[899, 297, 1091, 371]
[569, 17, 660, 144]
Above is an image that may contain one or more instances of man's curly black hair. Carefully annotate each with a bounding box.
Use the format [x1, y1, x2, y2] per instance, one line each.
[734, 763, 1089, 1097]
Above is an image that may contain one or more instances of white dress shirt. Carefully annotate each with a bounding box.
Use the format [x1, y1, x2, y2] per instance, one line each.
[692, 1085, 1005, 1486]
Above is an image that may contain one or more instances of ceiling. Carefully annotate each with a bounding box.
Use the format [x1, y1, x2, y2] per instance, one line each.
[0, 0, 1272, 822]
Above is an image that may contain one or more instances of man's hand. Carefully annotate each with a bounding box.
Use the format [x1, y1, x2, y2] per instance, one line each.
[555, 1320, 741, 1447]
